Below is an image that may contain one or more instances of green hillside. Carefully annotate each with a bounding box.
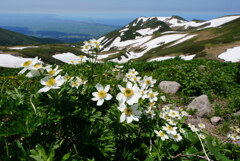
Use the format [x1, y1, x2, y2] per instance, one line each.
[0, 28, 62, 46]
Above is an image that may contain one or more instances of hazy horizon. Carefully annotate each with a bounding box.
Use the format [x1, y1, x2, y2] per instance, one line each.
[0, 0, 240, 26]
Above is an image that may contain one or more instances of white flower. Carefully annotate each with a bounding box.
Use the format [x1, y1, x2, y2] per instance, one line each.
[38, 75, 65, 93]
[162, 124, 177, 135]
[25, 63, 45, 78]
[141, 76, 156, 88]
[46, 66, 62, 77]
[168, 110, 180, 119]
[92, 84, 112, 106]
[118, 104, 141, 123]
[147, 89, 158, 102]
[181, 111, 188, 117]
[154, 130, 169, 141]
[199, 134, 206, 139]
[117, 82, 141, 105]
[227, 133, 240, 141]
[198, 123, 206, 129]
[162, 105, 170, 111]
[130, 76, 141, 83]
[167, 119, 177, 126]
[128, 68, 139, 76]
[179, 128, 186, 133]
[140, 87, 149, 99]
[145, 107, 156, 119]
[170, 133, 182, 142]
[160, 96, 166, 101]
[76, 77, 87, 85]
[18, 57, 42, 75]
[188, 123, 199, 132]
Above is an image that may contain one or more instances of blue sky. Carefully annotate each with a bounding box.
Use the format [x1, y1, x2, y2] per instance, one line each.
[1, 0, 240, 25]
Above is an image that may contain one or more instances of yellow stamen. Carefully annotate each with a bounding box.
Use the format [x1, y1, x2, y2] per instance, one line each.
[124, 107, 133, 116]
[146, 79, 151, 85]
[23, 61, 32, 67]
[46, 78, 56, 87]
[34, 64, 41, 68]
[98, 90, 106, 99]
[123, 88, 134, 97]
[149, 93, 155, 98]
[48, 70, 55, 75]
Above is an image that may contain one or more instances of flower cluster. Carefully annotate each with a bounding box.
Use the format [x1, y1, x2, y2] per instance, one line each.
[82, 39, 102, 53]
[227, 126, 240, 142]
[155, 106, 189, 142]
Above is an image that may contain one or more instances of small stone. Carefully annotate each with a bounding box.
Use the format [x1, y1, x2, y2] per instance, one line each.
[187, 95, 211, 117]
[210, 116, 222, 125]
[159, 81, 181, 94]
[233, 110, 240, 116]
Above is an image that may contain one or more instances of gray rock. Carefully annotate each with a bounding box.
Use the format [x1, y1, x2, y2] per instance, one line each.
[233, 110, 240, 116]
[159, 81, 181, 94]
[187, 95, 211, 117]
[210, 116, 222, 125]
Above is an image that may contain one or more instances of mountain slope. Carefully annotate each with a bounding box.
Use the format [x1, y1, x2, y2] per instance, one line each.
[0, 28, 62, 46]
[96, 15, 240, 63]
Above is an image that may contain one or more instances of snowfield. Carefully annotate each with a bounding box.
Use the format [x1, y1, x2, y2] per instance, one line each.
[52, 52, 81, 63]
[8, 46, 39, 50]
[0, 54, 35, 68]
[169, 35, 197, 47]
[218, 46, 240, 62]
[148, 55, 196, 62]
[136, 27, 160, 36]
[109, 34, 187, 63]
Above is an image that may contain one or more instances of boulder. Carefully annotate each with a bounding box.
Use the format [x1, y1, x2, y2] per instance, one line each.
[158, 81, 181, 94]
[233, 110, 240, 116]
[210, 116, 222, 125]
[187, 95, 211, 117]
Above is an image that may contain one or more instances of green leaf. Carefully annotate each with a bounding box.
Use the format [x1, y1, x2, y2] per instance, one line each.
[206, 137, 232, 161]
[171, 144, 179, 151]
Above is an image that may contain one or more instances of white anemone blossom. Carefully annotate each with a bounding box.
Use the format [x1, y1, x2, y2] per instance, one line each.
[162, 124, 178, 135]
[46, 65, 62, 77]
[118, 103, 141, 123]
[147, 89, 158, 102]
[141, 76, 156, 88]
[154, 130, 169, 141]
[38, 75, 65, 93]
[18, 57, 42, 75]
[92, 84, 112, 106]
[117, 82, 141, 105]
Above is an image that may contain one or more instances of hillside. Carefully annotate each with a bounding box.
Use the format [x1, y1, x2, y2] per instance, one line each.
[97, 15, 240, 63]
[0, 28, 62, 46]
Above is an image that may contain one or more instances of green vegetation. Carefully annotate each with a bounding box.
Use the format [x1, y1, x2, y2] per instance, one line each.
[0, 58, 239, 160]
[0, 28, 62, 46]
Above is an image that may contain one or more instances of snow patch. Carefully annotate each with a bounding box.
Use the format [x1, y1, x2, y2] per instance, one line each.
[218, 46, 240, 62]
[169, 35, 197, 47]
[136, 27, 160, 36]
[0, 54, 35, 68]
[52, 52, 80, 63]
[97, 36, 105, 42]
[148, 54, 195, 62]
[8, 46, 39, 50]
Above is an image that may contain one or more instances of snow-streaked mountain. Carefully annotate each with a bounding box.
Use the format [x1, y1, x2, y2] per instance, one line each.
[96, 15, 240, 63]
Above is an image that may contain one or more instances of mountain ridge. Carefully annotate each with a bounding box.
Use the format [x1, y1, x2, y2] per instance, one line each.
[96, 15, 240, 63]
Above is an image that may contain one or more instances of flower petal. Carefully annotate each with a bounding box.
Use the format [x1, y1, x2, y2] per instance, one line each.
[97, 99, 104, 106]
[105, 94, 112, 100]
[104, 85, 110, 92]
[95, 83, 103, 91]
[38, 86, 50, 93]
[120, 113, 126, 122]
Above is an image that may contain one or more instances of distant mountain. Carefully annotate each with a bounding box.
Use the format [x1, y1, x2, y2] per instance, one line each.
[97, 15, 240, 63]
[0, 14, 120, 43]
[0, 28, 62, 46]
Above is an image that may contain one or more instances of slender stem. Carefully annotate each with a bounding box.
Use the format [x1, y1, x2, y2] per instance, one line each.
[195, 132, 211, 161]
